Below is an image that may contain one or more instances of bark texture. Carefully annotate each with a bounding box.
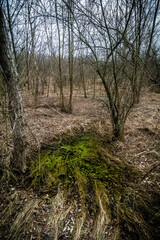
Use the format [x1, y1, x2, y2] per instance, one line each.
[0, 4, 26, 172]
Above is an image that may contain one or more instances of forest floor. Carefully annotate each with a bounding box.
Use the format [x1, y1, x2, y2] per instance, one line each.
[0, 86, 160, 240]
[0, 86, 160, 167]
[24, 87, 160, 167]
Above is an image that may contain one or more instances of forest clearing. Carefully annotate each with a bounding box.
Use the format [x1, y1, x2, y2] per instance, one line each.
[0, 0, 160, 239]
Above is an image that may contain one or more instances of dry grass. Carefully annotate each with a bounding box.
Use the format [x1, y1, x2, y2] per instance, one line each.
[0, 85, 160, 240]
[25, 88, 160, 169]
[0, 85, 159, 168]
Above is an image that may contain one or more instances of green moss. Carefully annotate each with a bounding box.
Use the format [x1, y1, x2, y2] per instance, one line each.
[31, 133, 132, 196]
[29, 132, 160, 240]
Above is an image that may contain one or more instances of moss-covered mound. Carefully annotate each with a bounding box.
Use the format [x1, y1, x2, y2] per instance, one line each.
[30, 132, 160, 240]
[31, 133, 133, 190]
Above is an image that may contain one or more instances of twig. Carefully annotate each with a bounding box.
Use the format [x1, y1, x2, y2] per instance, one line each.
[35, 108, 53, 117]
[25, 121, 41, 172]
[139, 160, 160, 184]
[135, 150, 159, 157]
[25, 121, 40, 148]
[44, 104, 67, 119]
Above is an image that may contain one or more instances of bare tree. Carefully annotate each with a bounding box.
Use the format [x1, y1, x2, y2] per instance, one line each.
[68, 0, 74, 112]
[62, 0, 135, 138]
[63, 0, 160, 139]
[0, 2, 26, 172]
[55, 0, 65, 111]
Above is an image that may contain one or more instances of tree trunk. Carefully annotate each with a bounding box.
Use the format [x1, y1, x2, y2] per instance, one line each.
[0, 4, 26, 172]
[6, 0, 17, 64]
[80, 59, 87, 98]
[68, 0, 74, 112]
[113, 120, 124, 140]
[55, 0, 65, 111]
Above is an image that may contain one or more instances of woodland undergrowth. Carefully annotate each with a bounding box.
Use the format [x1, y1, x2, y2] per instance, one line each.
[0, 126, 160, 240]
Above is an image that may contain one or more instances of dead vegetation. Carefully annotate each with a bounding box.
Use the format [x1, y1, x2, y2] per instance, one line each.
[0, 127, 160, 240]
[0, 87, 160, 240]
